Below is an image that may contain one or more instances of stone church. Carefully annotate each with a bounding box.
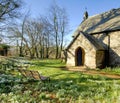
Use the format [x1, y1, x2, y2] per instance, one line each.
[66, 8, 120, 68]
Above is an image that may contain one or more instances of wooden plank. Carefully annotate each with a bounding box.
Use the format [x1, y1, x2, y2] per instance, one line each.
[18, 69, 50, 82]
[24, 70, 33, 78]
[18, 69, 27, 77]
[31, 71, 41, 80]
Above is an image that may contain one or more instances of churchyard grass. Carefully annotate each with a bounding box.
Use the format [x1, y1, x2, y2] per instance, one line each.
[101, 67, 120, 75]
[0, 58, 120, 102]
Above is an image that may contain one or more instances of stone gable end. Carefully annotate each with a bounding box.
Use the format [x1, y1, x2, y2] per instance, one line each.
[66, 32, 105, 68]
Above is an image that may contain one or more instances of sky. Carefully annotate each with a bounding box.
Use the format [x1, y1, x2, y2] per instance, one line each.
[23, 0, 120, 43]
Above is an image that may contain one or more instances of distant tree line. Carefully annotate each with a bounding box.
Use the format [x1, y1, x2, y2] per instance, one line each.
[0, 0, 69, 59]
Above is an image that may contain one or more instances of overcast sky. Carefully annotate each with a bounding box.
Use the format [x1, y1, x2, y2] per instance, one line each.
[23, 0, 120, 42]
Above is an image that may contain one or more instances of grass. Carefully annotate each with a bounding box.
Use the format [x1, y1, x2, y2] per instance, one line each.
[28, 59, 120, 102]
[0, 58, 120, 102]
[101, 67, 120, 75]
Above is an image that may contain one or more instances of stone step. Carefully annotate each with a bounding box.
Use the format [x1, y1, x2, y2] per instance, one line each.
[66, 66, 87, 71]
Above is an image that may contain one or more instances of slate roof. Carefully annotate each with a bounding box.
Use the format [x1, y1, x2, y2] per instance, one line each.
[67, 8, 120, 51]
[66, 31, 104, 50]
[73, 8, 120, 37]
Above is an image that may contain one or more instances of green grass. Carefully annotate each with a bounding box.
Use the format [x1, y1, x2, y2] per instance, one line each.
[101, 67, 120, 75]
[0, 58, 120, 102]
[28, 59, 120, 102]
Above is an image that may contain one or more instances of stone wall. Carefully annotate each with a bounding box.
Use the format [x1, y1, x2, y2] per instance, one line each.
[96, 50, 105, 68]
[109, 32, 120, 66]
[93, 31, 120, 66]
[67, 33, 98, 68]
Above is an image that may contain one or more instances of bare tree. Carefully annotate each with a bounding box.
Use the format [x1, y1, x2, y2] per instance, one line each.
[39, 16, 52, 58]
[35, 16, 53, 58]
[0, 0, 22, 21]
[7, 2, 69, 59]
[48, 3, 69, 58]
[0, 0, 22, 43]
[19, 13, 29, 56]
[7, 24, 23, 56]
[49, 4, 60, 59]
[7, 11, 30, 57]
[7, 15, 52, 58]
[59, 8, 69, 58]
[21, 17, 52, 58]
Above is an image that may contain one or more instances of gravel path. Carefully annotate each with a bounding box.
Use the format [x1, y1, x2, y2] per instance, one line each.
[67, 67, 120, 79]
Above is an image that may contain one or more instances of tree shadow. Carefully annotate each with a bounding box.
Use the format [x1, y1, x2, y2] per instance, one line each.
[48, 71, 120, 97]
[85, 9, 120, 33]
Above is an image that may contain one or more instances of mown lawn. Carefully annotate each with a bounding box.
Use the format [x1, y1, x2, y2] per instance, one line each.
[0, 58, 120, 103]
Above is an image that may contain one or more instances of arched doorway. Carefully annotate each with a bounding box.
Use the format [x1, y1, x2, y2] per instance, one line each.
[75, 47, 84, 66]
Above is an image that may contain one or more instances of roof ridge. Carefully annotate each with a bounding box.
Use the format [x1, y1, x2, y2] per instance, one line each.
[73, 7, 120, 36]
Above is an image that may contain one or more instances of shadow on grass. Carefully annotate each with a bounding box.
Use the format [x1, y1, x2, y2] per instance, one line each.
[44, 73, 120, 99]
[31, 59, 65, 69]
[1, 71, 120, 101]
